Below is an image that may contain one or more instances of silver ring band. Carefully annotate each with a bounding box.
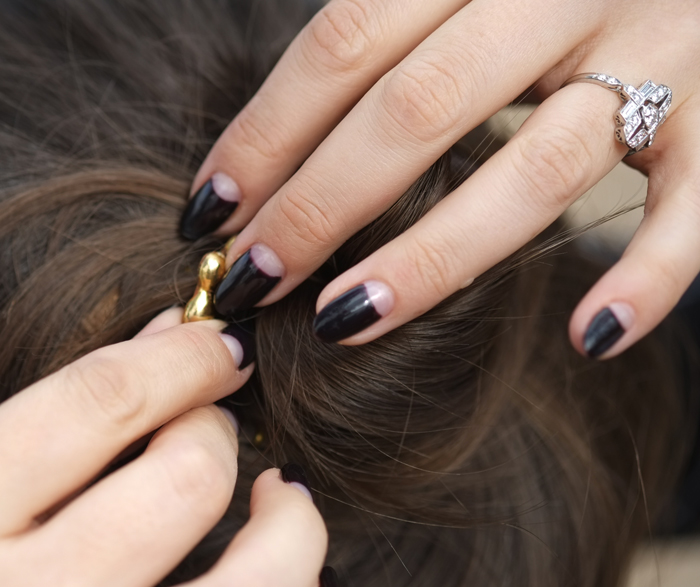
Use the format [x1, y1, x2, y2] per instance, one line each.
[562, 72, 672, 155]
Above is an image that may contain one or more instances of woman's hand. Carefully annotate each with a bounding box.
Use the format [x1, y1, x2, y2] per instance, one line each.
[181, 0, 700, 358]
[0, 308, 328, 586]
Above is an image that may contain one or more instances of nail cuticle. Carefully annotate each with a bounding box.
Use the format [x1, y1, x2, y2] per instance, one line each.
[180, 173, 241, 240]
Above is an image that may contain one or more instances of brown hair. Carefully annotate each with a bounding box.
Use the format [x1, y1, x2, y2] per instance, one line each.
[0, 1, 694, 585]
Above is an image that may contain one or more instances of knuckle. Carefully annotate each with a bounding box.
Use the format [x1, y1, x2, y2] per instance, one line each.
[232, 108, 288, 162]
[275, 186, 339, 251]
[516, 124, 595, 210]
[404, 236, 456, 298]
[382, 53, 466, 143]
[62, 352, 145, 427]
[304, 0, 377, 74]
[169, 326, 234, 387]
[644, 252, 686, 297]
[161, 440, 232, 513]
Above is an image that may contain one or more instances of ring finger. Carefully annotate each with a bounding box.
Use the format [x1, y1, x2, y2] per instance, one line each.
[311, 76, 680, 343]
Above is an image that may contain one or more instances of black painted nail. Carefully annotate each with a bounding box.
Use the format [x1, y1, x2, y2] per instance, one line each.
[180, 173, 241, 240]
[280, 463, 312, 500]
[320, 566, 340, 587]
[214, 244, 284, 316]
[584, 307, 625, 358]
[221, 321, 256, 369]
[313, 281, 393, 343]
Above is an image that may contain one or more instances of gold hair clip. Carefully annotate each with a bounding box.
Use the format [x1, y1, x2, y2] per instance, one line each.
[183, 235, 237, 323]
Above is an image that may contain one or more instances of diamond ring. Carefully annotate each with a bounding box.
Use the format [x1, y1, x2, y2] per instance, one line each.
[562, 73, 672, 155]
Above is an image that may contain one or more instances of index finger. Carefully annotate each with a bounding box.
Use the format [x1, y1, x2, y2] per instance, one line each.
[184, 0, 467, 239]
[0, 317, 253, 535]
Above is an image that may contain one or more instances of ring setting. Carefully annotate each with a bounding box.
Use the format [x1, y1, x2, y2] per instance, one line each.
[562, 73, 672, 155]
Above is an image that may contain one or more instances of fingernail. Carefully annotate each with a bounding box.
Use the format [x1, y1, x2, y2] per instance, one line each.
[180, 172, 241, 240]
[214, 244, 284, 316]
[313, 280, 394, 343]
[280, 463, 313, 501]
[320, 566, 340, 587]
[221, 321, 256, 369]
[217, 406, 240, 435]
[583, 302, 634, 358]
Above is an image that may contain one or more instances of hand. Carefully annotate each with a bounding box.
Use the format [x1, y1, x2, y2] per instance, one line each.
[181, 0, 700, 359]
[0, 308, 327, 586]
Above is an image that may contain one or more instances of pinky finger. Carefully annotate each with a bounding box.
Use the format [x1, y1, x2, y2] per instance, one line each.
[570, 172, 700, 358]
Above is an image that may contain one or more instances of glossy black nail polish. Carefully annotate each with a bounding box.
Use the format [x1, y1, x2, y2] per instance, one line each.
[313, 285, 381, 343]
[280, 463, 311, 493]
[221, 321, 256, 369]
[180, 179, 238, 240]
[583, 307, 624, 358]
[214, 249, 281, 316]
[320, 566, 340, 587]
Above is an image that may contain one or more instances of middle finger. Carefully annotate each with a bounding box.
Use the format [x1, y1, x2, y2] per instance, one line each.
[214, 0, 601, 316]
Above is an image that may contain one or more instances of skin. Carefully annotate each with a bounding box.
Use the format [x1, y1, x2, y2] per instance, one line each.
[0, 308, 328, 587]
[191, 0, 700, 358]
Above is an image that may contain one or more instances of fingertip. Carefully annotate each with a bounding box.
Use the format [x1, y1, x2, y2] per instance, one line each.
[205, 465, 328, 586]
[313, 281, 394, 344]
[249, 467, 327, 553]
[216, 406, 240, 436]
[582, 303, 634, 359]
[220, 322, 256, 369]
[251, 467, 319, 511]
[181, 173, 241, 240]
[570, 280, 641, 359]
[280, 463, 314, 502]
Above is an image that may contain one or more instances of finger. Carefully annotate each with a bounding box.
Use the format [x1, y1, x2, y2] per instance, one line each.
[312, 82, 628, 343]
[133, 306, 183, 338]
[183, 0, 468, 240]
[0, 320, 253, 535]
[2, 406, 238, 587]
[570, 142, 700, 358]
[213, 0, 600, 315]
[187, 467, 327, 587]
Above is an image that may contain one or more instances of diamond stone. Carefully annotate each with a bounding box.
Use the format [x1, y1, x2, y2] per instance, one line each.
[619, 101, 638, 122]
[625, 85, 644, 105]
[624, 111, 642, 136]
[642, 104, 659, 129]
[639, 80, 656, 95]
[649, 85, 668, 103]
[628, 129, 649, 149]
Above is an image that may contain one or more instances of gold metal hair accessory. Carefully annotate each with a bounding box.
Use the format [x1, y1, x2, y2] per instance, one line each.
[183, 235, 237, 323]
